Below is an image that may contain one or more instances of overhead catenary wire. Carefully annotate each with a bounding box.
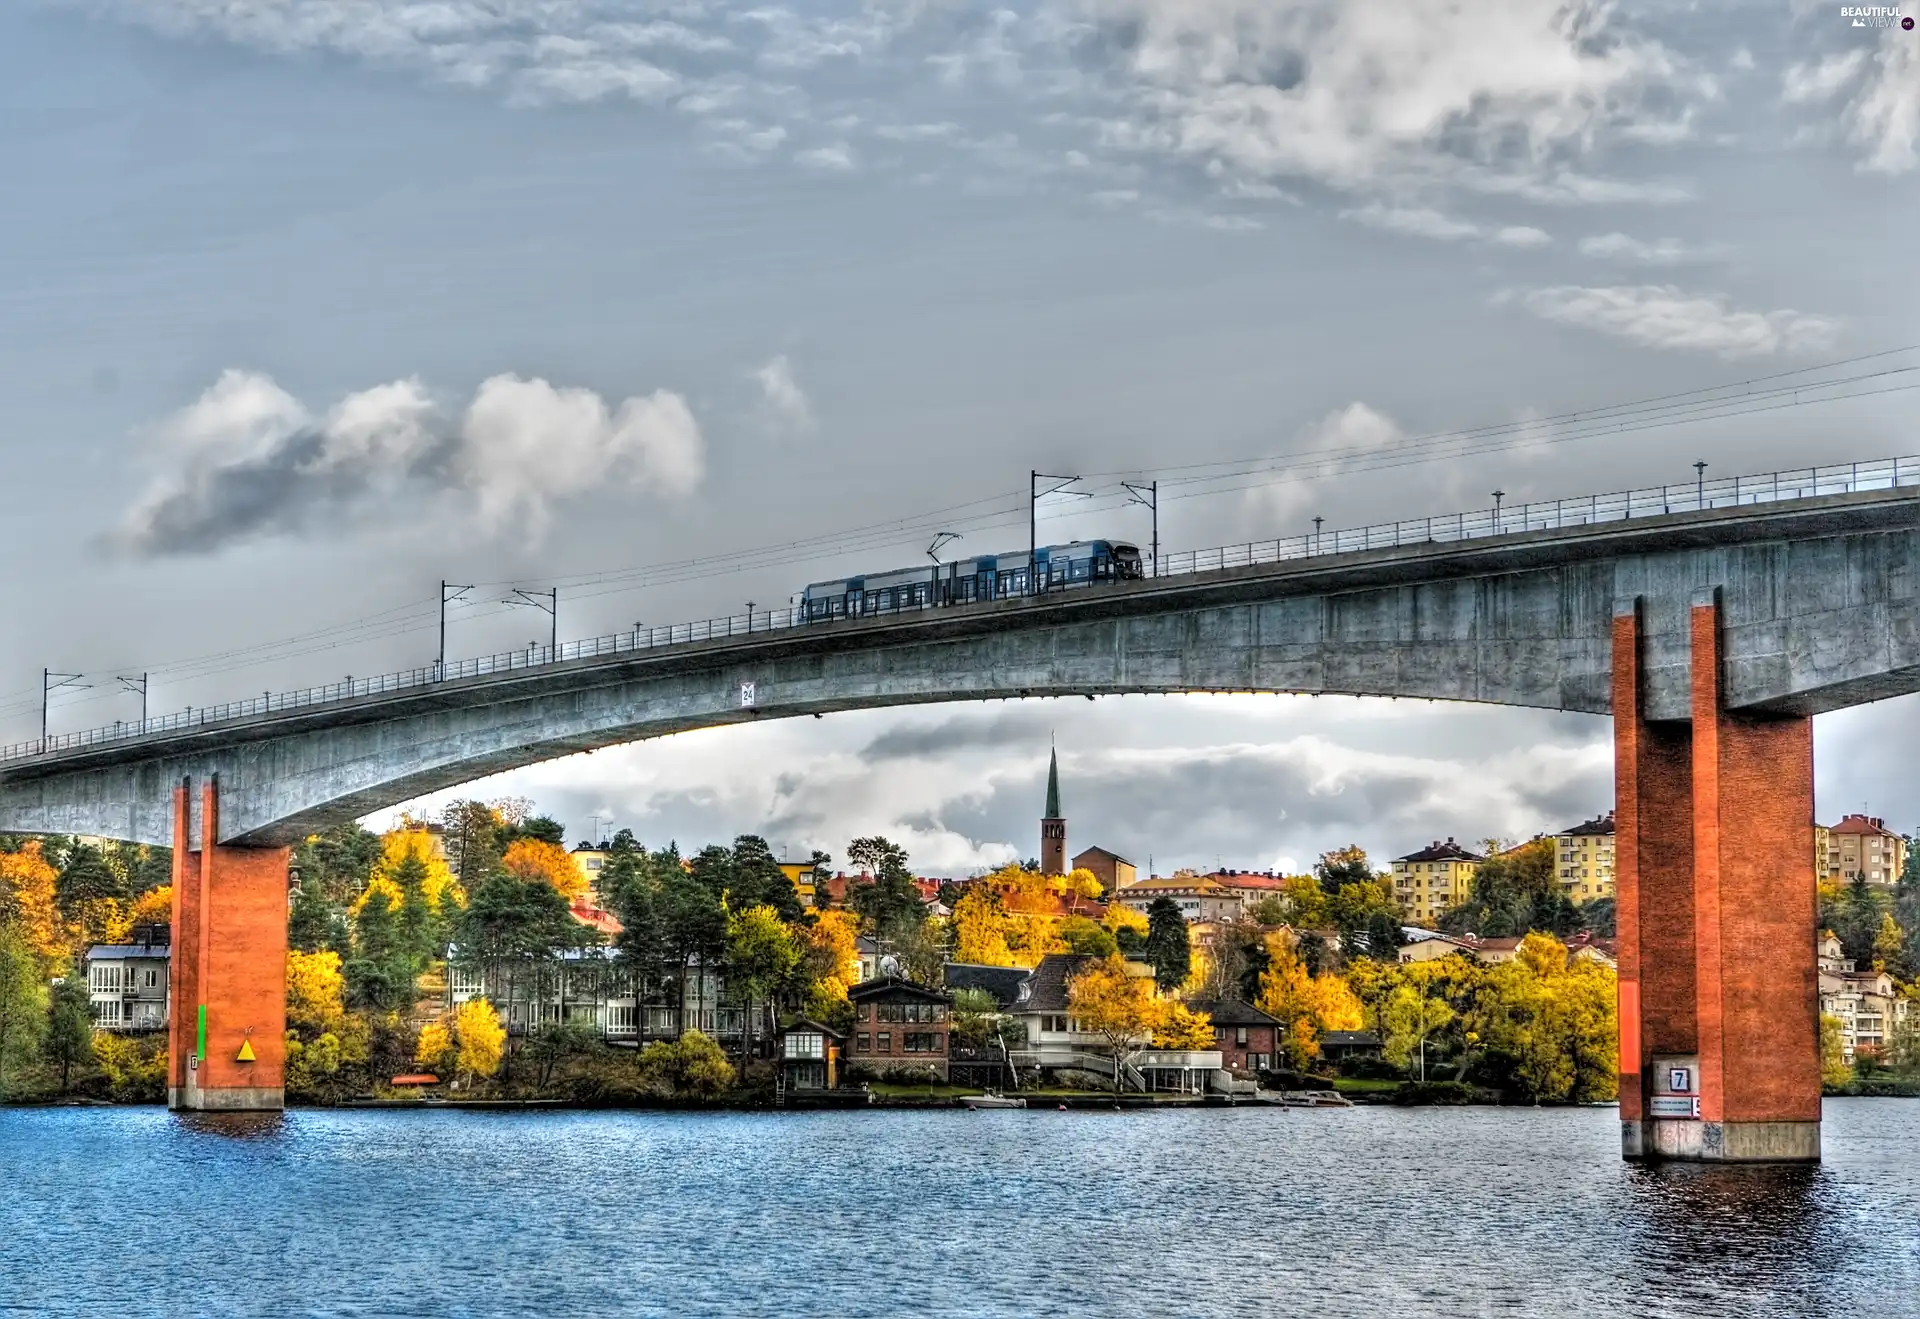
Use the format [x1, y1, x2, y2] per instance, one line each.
[21, 347, 1919, 730]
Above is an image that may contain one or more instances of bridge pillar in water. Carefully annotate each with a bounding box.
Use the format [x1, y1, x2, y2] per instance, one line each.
[167, 778, 289, 1112]
[1613, 592, 1820, 1162]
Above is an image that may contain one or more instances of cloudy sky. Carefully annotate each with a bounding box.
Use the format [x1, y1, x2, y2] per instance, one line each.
[3, 1, 1917, 873]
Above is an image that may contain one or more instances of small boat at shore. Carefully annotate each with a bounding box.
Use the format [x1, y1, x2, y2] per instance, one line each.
[1276, 1090, 1352, 1108]
[961, 1092, 1028, 1110]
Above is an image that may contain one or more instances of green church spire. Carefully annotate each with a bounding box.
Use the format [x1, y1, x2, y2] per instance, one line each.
[1045, 744, 1061, 819]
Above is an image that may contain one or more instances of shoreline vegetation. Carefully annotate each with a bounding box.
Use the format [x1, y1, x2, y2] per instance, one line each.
[6, 798, 1920, 1110]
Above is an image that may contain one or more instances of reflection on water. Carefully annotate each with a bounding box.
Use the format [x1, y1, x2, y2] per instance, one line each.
[4, 1100, 1919, 1318]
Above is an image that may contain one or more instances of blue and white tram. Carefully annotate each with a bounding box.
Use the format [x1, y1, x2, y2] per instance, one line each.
[796, 539, 1143, 622]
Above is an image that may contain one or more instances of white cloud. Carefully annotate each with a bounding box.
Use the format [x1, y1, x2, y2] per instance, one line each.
[1491, 225, 1552, 248]
[795, 143, 858, 171]
[64, 0, 1708, 236]
[1343, 204, 1481, 242]
[1578, 231, 1704, 265]
[753, 354, 816, 437]
[114, 369, 704, 555]
[1342, 205, 1550, 248]
[1248, 401, 1405, 528]
[1072, 0, 1701, 202]
[1783, 37, 1920, 173]
[1510, 284, 1843, 359]
[460, 374, 705, 531]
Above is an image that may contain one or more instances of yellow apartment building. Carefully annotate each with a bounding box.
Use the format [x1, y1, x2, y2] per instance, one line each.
[1554, 812, 1616, 903]
[1391, 838, 1483, 926]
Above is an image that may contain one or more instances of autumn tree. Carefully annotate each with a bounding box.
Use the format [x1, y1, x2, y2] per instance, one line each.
[415, 1017, 454, 1076]
[502, 837, 588, 902]
[1381, 979, 1455, 1083]
[452, 996, 506, 1087]
[1280, 874, 1330, 929]
[1256, 933, 1364, 1072]
[128, 886, 173, 927]
[951, 887, 1016, 967]
[284, 949, 371, 1102]
[1154, 1002, 1215, 1051]
[0, 844, 65, 968]
[1066, 954, 1163, 1094]
[1471, 932, 1617, 1103]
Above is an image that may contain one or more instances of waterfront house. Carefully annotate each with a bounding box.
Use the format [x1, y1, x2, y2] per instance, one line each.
[1006, 954, 1224, 1093]
[1818, 932, 1909, 1063]
[447, 951, 755, 1049]
[84, 923, 170, 1032]
[778, 1019, 844, 1093]
[847, 977, 953, 1080]
[1319, 1031, 1384, 1064]
[1191, 998, 1280, 1073]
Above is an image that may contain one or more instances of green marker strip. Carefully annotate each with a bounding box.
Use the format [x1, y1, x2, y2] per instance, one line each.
[197, 1004, 207, 1061]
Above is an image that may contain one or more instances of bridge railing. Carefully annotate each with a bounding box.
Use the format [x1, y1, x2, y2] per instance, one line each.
[6, 454, 1915, 764]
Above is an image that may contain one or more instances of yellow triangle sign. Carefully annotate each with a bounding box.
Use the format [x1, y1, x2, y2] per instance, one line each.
[236, 1039, 257, 1063]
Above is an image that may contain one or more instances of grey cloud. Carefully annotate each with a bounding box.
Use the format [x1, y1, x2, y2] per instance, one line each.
[860, 707, 1055, 761]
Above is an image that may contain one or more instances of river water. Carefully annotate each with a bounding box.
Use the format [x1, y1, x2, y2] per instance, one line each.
[4, 1100, 1918, 1318]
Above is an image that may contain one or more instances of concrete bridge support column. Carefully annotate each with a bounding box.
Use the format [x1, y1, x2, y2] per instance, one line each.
[1614, 595, 1821, 1161]
[167, 778, 288, 1112]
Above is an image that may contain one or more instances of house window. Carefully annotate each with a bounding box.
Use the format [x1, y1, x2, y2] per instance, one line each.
[1236, 1026, 1248, 1046]
[856, 1033, 870, 1052]
[785, 1032, 825, 1060]
[876, 1033, 892, 1054]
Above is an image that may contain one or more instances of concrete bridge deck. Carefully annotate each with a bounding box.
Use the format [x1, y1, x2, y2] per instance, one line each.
[2, 482, 1917, 847]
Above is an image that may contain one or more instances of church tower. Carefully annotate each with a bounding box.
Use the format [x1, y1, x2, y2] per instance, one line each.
[1040, 744, 1067, 875]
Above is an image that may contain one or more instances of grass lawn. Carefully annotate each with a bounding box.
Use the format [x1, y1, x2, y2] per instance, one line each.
[866, 1083, 986, 1100]
[1331, 1078, 1403, 1095]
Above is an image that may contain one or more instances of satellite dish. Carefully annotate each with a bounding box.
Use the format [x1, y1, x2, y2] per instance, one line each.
[879, 954, 901, 978]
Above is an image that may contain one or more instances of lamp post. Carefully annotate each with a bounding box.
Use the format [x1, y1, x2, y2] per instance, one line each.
[1491, 490, 1505, 535]
[1313, 516, 1324, 555]
[1694, 460, 1708, 510]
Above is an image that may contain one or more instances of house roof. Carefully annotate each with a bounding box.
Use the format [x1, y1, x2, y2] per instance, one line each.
[1321, 1031, 1381, 1048]
[1073, 846, 1134, 867]
[778, 1018, 845, 1041]
[1827, 813, 1899, 838]
[1191, 998, 1279, 1027]
[85, 944, 169, 960]
[1474, 937, 1525, 953]
[1557, 812, 1616, 838]
[1119, 875, 1225, 895]
[1015, 953, 1097, 1014]
[569, 901, 623, 937]
[1395, 838, 1485, 864]
[944, 963, 1032, 1009]
[848, 975, 951, 1004]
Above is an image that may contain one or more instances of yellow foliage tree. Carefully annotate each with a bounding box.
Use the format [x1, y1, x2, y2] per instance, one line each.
[287, 950, 349, 1037]
[1819, 1013, 1853, 1089]
[128, 886, 173, 926]
[1067, 954, 1163, 1093]
[1255, 933, 1360, 1069]
[1476, 932, 1617, 1103]
[376, 828, 465, 912]
[0, 843, 65, 967]
[70, 897, 131, 951]
[502, 838, 587, 902]
[1155, 1002, 1215, 1050]
[453, 997, 506, 1085]
[1103, 903, 1149, 938]
[951, 888, 1016, 967]
[415, 1018, 454, 1074]
[349, 875, 405, 918]
[803, 909, 861, 987]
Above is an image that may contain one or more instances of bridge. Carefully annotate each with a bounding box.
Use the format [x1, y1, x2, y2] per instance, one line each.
[6, 455, 1919, 1158]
